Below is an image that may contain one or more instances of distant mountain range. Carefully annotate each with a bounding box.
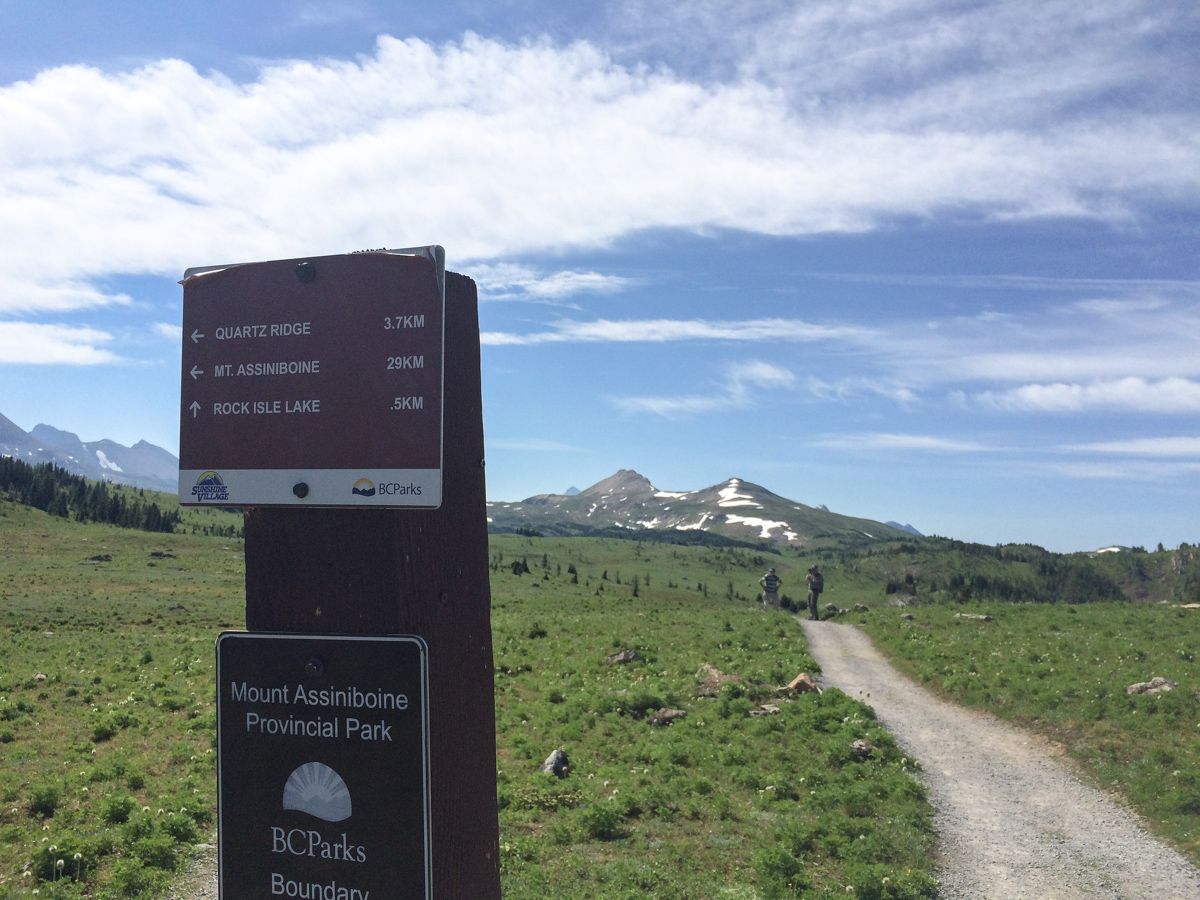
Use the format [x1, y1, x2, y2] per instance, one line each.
[488, 469, 921, 547]
[0, 412, 177, 493]
[0, 410, 927, 545]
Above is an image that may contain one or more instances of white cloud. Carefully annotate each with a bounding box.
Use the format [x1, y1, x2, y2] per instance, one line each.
[0, 273, 131, 315]
[0, 322, 120, 364]
[612, 360, 795, 418]
[613, 393, 732, 417]
[482, 316, 867, 346]
[812, 272, 1200, 298]
[976, 377, 1200, 413]
[1065, 437, 1200, 457]
[488, 437, 585, 452]
[470, 262, 633, 303]
[152, 322, 182, 341]
[851, 293, 1200, 399]
[0, 24, 1194, 315]
[806, 376, 919, 407]
[811, 432, 993, 453]
[1040, 460, 1200, 481]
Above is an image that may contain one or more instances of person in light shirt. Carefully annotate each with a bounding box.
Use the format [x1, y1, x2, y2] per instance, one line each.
[759, 567, 782, 609]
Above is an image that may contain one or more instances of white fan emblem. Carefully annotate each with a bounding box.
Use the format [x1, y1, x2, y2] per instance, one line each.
[281, 762, 353, 822]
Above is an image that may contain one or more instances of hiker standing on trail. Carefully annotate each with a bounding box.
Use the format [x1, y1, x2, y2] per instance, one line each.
[806, 566, 824, 620]
[759, 567, 782, 609]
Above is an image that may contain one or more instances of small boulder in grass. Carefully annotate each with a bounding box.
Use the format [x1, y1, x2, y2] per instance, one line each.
[749, 704, 781, 717]
[850, 739, 874, 760]
[606, 649, 643, 665]
[1126, 677, 1177, 696]
[695, 663, 741, 695]
[538, 748, 570, 778]
[783, 673, 821, 694]
[646, 708, 687, 727]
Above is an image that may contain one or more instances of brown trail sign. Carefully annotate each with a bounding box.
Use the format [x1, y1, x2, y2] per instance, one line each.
[183, 255, 500, 898]
[179, 248, 445, 508]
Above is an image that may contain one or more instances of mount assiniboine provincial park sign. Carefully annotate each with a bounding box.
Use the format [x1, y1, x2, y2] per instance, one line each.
[179, 248, 445, 508]
[217, 633, 431, 899]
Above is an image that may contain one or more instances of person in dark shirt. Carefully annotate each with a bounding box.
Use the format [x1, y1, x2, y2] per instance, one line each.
[805, 566, 824, 621]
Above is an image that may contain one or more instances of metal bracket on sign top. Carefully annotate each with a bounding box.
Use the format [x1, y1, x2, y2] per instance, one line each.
[180, 245, 445, 304]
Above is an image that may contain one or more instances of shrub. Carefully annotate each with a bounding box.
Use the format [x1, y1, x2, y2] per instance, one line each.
[130, 833, 177, 871]
[162, 813, 198, 842]
[109, 858, 169, 897]
[28, 783, 61, 818]
[507, 777, 583, 812]
[121, 813, 156, 841]
[577, 802, 623, 840]
[103, 794, 137, 824]
[754, 845, 811, 897]
[626, 690, 667, 719]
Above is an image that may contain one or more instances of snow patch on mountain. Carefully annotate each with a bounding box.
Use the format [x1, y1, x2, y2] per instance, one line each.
[95, 450, 124, 472]
[717, 480, 761, 508]
[724, 514, 796, 540]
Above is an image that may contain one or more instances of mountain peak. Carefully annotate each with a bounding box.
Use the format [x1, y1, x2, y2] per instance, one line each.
[490, 468, 917, 547]
[579, 469, 655, 497]
[30, 423, 84, 452]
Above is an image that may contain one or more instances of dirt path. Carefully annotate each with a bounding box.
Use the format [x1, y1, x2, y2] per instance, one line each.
[168, 838, 216, 900]
[801, 619, 1200, 899]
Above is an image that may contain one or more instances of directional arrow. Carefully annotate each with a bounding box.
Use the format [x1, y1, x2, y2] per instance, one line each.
[190, 365, 204, 380]
[189, 401, 201, 418]
[191, 329, 205, 344]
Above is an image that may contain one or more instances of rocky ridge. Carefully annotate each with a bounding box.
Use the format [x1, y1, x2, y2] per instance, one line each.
[487, 468, 915, 547]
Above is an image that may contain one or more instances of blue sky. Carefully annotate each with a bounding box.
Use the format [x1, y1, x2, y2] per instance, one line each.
[2, 0, 1198, 552]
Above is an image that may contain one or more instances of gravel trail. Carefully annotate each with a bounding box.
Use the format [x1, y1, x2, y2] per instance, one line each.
[801, 619, 1200, 899]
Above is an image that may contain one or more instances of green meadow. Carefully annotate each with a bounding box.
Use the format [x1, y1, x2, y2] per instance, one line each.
[1, 503, 936, 898]
[3, 495, 1198, 896]
[0, 500, 242, 897]
[489, 535, 935, 898]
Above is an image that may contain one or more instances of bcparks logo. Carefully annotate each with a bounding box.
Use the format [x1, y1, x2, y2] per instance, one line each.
[191, 471, 230, 502]
[351, 478, 422, 497]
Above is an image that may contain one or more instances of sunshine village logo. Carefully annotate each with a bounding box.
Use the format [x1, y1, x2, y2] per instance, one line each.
[192, 471, 231, 502]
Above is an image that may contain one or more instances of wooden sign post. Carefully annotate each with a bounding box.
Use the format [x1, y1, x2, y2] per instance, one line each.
[181, 253, 500, 898]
